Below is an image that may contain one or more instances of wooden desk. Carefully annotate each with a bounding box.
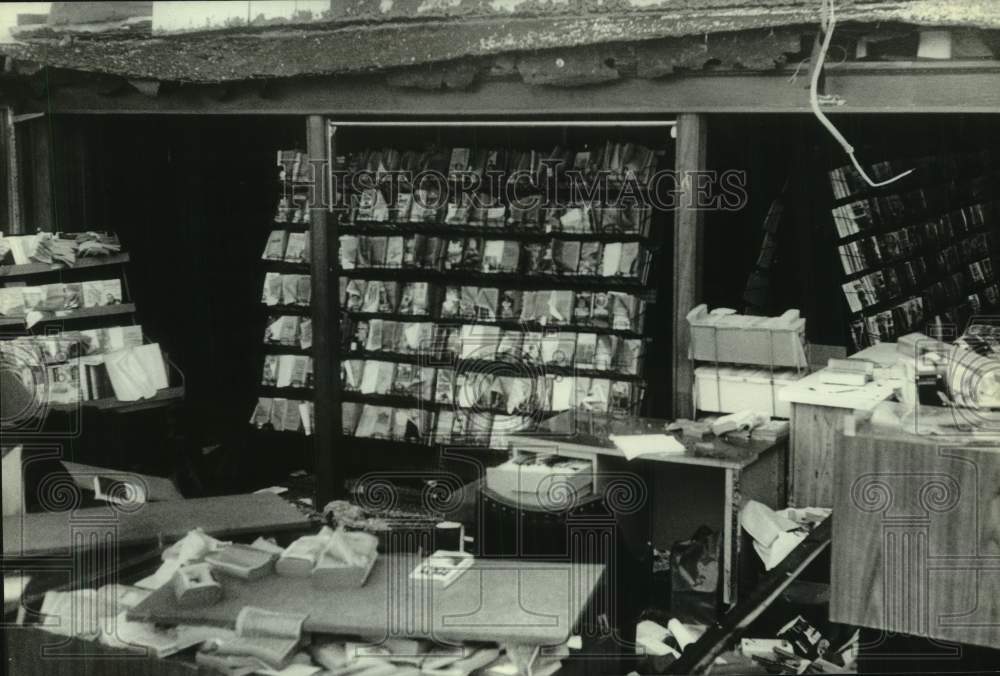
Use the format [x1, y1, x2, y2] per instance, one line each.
[831, 423, 1000, 649]
[780, 343, 901, 507]
[3, 493, 310, 560]
[130, 554, 604, 647]
[511, 432, 787, 607]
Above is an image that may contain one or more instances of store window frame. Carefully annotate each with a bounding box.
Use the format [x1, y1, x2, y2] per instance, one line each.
[1, 107, 23, 233]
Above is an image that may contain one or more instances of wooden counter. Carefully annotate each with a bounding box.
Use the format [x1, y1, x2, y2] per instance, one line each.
[831, 422, 1000, 649]
[130, 554, 604, 647]
[779, 342, 901, 508]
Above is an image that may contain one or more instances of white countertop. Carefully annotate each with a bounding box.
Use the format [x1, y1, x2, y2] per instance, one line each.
[779, 342, 903, 411]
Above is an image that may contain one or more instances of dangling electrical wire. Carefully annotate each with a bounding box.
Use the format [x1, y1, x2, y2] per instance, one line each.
[810, 0, 914, 188]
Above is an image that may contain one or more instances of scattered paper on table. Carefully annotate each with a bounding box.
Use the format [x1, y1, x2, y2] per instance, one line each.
[609, 434, 686, 460]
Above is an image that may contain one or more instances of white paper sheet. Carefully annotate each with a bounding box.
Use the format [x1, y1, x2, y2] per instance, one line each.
[609, 434, 686, 460]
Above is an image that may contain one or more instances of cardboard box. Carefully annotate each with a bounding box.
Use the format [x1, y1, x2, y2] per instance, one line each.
[688, 305, 807, 369]
[694, 367, 801, 418]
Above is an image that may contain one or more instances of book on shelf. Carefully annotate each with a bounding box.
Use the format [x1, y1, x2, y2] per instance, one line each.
[348, 319, 369, 352]
[508, 202, 541, 230]
[553, 241, 581, 275]
[541, 332, 576, 367]
[392, 409, 430, 444]
[273, 355, 311, 389]
[261, 273, 283, 306]
[368, 236, 389, 266]
[283, 232, 310, 263]
[582, 378, 610, 412]
[613, 338, 643, 375]
[264, 315, 301, 346]
[385, 236, 405, 268]
[262, 230, 288, 261]
[46, 360, 85, 404]
[595, 334, 617, 370]
[399, 282, 429, 316]
[559, 206, 593, 234]
[340, 359, 365, 392]
[103, 343, 168, 402]
[454, 373, 478, 409]
[83, 279, 123, 307]
[457, 286, 476, 319]
[397, 321, 433, 354]
[443, 239, 464, 271]
[609, 380, 640, 415]
[342, 401, 363, 435]
[434, 368, 455, 404]
[601, 243, 622, 277]
[361, 281, 398, 313]
[449, 148, 471, 176]
[261, 355, 279, 386]
[459, 324, 500, 360]
[264, 274, 309, 307]
[619, 242, 641, 277]
[446, 202, 469, 226]
[359, 360, 395, 395]
[496, 330, 523, 359]
[401, 234, 421, 268]
[355, 404, 394, 439]
[522, 242, 554, 275]
[0, 280, 123, 317]
[435, 324, 462, 357]
[521, 331, 543, 363]
[421, 236, 445, 269]
[433, 410, 455, 444]
[474, 287, 499, 321]
[390, 363, 435, 400]
[343, 279, 366, 311]
[610, 292, 639, 331]
[339, 236, 359, 269]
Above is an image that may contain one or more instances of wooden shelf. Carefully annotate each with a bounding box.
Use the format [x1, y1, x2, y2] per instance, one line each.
[341, 311, 647, 337]
[260, 303, 312, 316]
[341, 350, 645, 381]
[48, 386, 186, 414]
[270, 220, 312, 232]
[262, 343, 312, 355]
[0, 253, 131, 279]
[0, 303, 137, 328]
[340, 390, 583, 419]
[260, 258, 310, 271]
[342, 221, 650, 241]
[338, 267, 648, 291]
[259, 384, 314, 398]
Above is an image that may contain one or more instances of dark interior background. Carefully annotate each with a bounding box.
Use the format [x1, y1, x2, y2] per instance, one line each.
[703, 113, 1000, 348]
[32, 115, 309, 490]
[18, 113, 999, 495]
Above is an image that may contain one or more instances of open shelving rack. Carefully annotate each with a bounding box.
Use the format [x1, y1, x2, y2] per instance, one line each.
[0, 245, 185, 413]
[315, 119, 676, 495]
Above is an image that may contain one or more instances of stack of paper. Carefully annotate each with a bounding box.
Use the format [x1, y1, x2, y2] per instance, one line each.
[609, 433, 686, 461]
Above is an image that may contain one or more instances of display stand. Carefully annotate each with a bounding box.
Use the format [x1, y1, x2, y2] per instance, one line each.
[0, 241, 185, 411]
[248, 150, 315, 438]
[322, 120, 674, 501]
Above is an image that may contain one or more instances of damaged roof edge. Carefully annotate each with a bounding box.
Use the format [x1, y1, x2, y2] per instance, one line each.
[2, 4, 1000, 83]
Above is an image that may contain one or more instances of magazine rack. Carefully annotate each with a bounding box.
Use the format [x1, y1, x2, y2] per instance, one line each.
[0, 237, 186, 413]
